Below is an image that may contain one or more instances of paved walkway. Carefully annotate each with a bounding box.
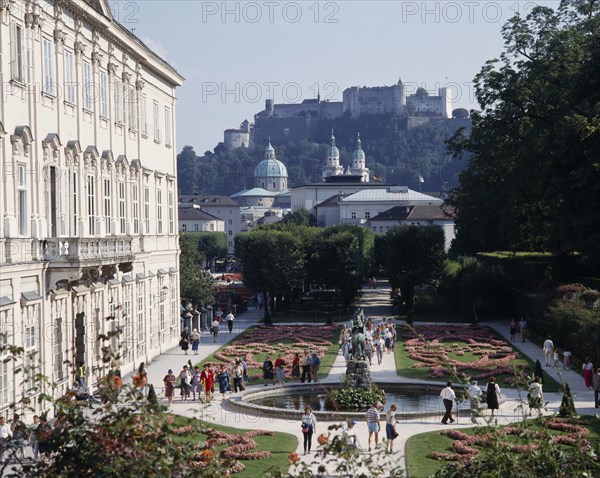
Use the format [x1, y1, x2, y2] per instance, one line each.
[122, 284, 598, 477]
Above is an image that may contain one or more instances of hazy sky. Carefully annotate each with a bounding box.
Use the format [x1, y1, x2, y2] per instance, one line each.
[111, 0, 560, 153]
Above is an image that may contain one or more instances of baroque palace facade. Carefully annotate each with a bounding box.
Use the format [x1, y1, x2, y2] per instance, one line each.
[0, 0, 184, 413]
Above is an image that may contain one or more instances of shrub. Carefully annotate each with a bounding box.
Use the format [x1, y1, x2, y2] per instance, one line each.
[327, 384, 385, 411]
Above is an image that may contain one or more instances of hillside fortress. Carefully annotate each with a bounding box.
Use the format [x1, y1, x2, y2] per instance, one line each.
[223, 78, 464, 149]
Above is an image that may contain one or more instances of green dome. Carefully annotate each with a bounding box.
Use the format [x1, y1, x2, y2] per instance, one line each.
[254, 141, 288, 178]
[327, 130, 339, 158]
[352, 133, 365, 161]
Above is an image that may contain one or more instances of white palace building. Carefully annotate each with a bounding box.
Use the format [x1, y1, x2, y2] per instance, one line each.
[0, 0, 184, 413]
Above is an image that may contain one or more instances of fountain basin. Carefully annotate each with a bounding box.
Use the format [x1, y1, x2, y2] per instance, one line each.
[227, 382, 485, 421]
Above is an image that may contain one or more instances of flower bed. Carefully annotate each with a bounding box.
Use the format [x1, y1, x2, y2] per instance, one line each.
[208, 325, 337, 380]
[428, 418, 592, 462]
[402, 324, 529, 384]
[172, 419, 274, 474]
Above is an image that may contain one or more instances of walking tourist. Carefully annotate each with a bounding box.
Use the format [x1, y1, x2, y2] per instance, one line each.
[583, 357, 594, 390]
[211, 318, 220, 342]
[300, 406, 317, 455]
[310, 352, 321, 383]
[232, 360, 245, 392]
[528, 377, 544, 415]
[593, 368, 600, 408]
[29, 415, 40, 461]
[275, 355, 286, 384]
[374, 335, 384, 365]
[467, 380, 483, 420]
[191, 328, 200, 355]
[200, 363, 215, 401]
[301, 352, 312, 383]
[440, 382, 456, 424]
[563, 349, 572, 370]
[486, 377, 501, 417]
[518, 317, 528, 342]
[190, 366, 201, 400]
[179, 365, 192, 401]
[163, 369, 176, 406]
[290, 353, 300, 381]
[509, 318, 517, 341]
[10, 413, 27, 459]
[385, 403, 399, 453]
[216, 365, 230, 400]
[0, 416, 12, 461]
[365, 402, 381, 451]
[180, 327, 190, 355]
[76, 361, 87, 392]
[263, 356, 275, 386]
[226, 310, 235, 333]
[543, 336, 554, 366]
[133, 362, 148, 396]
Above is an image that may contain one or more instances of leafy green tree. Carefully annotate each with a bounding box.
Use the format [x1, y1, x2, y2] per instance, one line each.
[385, 225, 445, 323]
[281, 208, 318, 227]
[447, 0, 600, 262]
[184, 232, 228, 267]
[235, 230, 304, 324]
[179, 233, 215, 308]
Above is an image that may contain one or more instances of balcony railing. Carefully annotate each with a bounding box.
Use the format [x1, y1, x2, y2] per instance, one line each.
[43, 237, 136, 263]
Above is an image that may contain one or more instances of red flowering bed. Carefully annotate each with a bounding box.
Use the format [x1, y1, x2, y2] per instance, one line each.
[209, 325, 337, 381]
[402, 324, 529, 384]
[428, 418, 592, 462]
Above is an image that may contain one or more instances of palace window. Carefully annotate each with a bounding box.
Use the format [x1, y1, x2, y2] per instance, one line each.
[17, 164, 28, 236]
[64, 50, 75, 103]
[144, 186, 150, 234]
[42, 38, 55, 95]
[127, 85, 137, 130]
[53, 318, 64, 382]
[88, 175, 96, 235]
[141, 94, 148, 136]
[132, 184, 139, 234]
[83, 61, 93, 110]
[168, 190, 174, 234]
[114, 79, 123, 124]
[153, 101, 161, 142]
[164, 107, 172, 146]
[119, 182, 126, 234]
[10, 22, 25, 82]
[100, 72, 108, 117]
[157, 189, 163, 234]
[103, 179, 111, 234]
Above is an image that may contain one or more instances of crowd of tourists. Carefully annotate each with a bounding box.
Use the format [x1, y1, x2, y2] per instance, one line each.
[339, 318, 397, 366]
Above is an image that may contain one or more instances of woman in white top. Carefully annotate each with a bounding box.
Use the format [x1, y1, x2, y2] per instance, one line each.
[528, 377, 544, 415]
[385, 403, 399, 453]
[301, 406, 317, 455]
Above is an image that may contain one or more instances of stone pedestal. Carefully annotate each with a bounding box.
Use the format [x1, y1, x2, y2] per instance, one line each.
[344, 359, 372, 391]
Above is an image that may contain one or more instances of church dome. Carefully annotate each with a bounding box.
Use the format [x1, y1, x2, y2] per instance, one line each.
[254, 140, 288, 178]
[327, 130, 339, 158]
[352, 133, 365, 161]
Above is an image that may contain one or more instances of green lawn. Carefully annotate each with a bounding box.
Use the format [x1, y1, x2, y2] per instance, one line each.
[171, 414, 297, 477]
[194, 325, 342, 382]
[406, 416, 600, 477]
[394, 325, 563, 392]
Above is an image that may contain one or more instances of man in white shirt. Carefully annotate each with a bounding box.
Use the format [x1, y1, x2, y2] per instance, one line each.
[543, 336, 554, 366]
[0, 416, 13, 460]
[226, 311, 235, 333]
[467, 380, 483, 421]
[440, 382, 456, 424]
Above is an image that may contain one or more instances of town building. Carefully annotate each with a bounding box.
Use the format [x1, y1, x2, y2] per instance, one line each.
[0, 0, 184, 413]
[367, 204, 456, 251]
[178, 206, 224, 233]
[178, 196, 241, 253]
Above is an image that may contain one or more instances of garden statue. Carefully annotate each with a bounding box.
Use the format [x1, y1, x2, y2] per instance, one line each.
[351, 308, 366, 361]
